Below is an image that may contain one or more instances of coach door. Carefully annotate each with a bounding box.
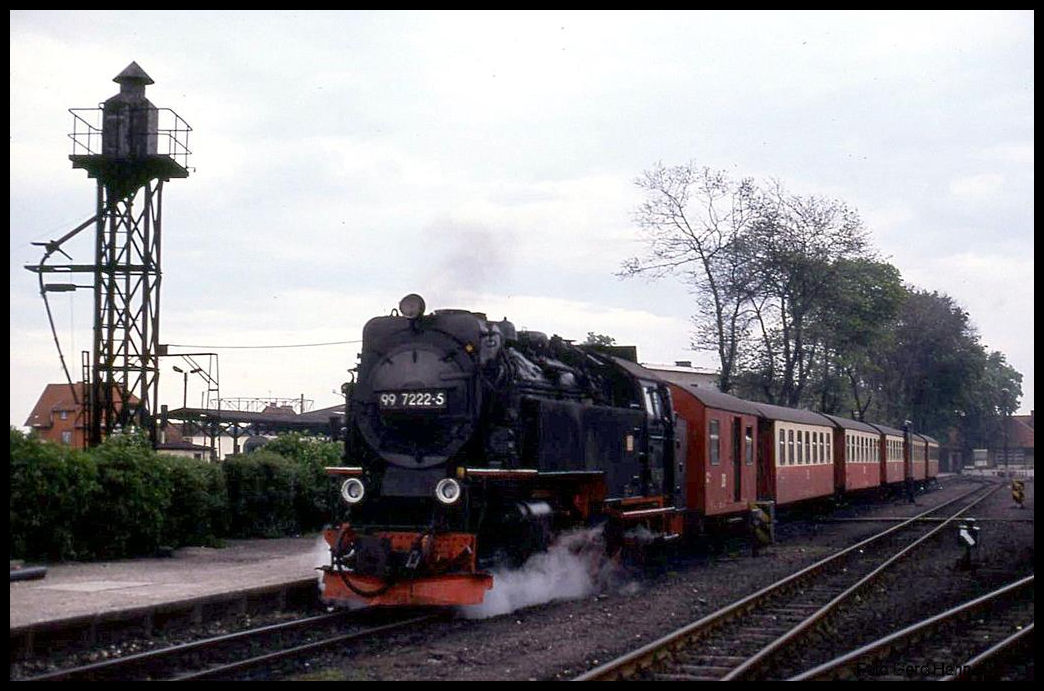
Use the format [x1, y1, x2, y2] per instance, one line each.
[673, 411, 687, 508]
[732, 417, 743, 502]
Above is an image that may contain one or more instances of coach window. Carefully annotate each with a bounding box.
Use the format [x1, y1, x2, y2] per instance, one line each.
[788, 429, 795, 465]
[745, 427, 754, 465]
[812, 432, 818, 463]
[796, 430, 803, 464]
[778, 429, 786, 465]
[709, 419, 720, 466]
[805, 432, 812, 464]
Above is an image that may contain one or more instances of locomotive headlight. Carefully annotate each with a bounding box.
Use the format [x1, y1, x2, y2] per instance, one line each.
[434, 478, 462, 505]
[399, 293, 426, 319]
[340, 478, 366, 504]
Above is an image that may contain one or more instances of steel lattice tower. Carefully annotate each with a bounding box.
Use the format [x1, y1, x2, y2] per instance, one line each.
[29, 62, 191, 447]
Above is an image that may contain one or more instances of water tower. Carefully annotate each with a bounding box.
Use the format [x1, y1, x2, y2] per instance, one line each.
[27, 62, 191, 447]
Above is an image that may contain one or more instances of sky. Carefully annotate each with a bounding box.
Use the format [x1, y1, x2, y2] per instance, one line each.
[9, 10, 1035, 430]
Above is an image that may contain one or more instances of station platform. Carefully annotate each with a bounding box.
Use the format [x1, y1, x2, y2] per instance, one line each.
[10, 534, 326, 636]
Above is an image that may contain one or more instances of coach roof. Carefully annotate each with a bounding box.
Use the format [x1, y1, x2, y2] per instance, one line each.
[751, 401, 835, 427]
[819, 413, 881, 434]
[656, 377, 761, 416]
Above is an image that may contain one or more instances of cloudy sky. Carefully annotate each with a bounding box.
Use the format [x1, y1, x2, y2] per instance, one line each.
[10, 10, 1034, 429]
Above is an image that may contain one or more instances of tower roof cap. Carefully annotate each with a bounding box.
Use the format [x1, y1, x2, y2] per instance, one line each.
[113, 61, 154, 86]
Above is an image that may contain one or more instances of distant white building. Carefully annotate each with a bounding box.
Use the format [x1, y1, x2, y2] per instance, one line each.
[642, 361, 720, 391]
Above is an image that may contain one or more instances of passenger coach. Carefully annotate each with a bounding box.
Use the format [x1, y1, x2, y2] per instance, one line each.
[909, 433, 928, 482]
[819, 414, 882, 494]
[752, 402, 836, 506]
[657, 378, 760, 530]
[921, 434, 941, 483]
[869, 422, 906, 486]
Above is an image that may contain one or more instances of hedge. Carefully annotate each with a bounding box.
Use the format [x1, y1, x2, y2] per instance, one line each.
[9, 428, 343, 562]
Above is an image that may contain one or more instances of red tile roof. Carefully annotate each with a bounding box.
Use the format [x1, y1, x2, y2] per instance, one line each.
[24, 382, 141, 428]
[24, 383, 85, 429]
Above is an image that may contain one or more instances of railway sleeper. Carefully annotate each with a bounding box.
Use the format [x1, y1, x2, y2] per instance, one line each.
[676, 663, 736, 675]
[762, 605, 820, 615]
[653, 672, 722, 681]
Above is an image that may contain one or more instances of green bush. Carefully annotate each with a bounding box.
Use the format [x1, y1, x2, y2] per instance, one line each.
[9, 428, 99, 561]
[9, 428, 343, 562]
[82, 431, 174, 559]
[160, 455, 229, 548]
[222, 450, 300, 538]
[262, 433, 342, 532]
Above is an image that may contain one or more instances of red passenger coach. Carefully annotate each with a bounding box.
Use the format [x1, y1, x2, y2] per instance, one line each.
[870, 423, 906, 486]
[752, 402, 836, 506]
[921, 434, 940, 481]
[820, 414, 882, 493]
[659, 379, 760, 527]
[909, 434, 928, 482]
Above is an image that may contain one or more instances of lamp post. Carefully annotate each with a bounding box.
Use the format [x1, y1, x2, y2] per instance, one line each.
[172, 365, 202, 437]
[954, 410, 966, 475]
[172, 365, 202, 409]
[903, 419, 914, 503]
[1000, 387, 1011, 476]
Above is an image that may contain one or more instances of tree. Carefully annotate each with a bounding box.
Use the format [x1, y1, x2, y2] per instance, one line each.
[622, 164, 759, 392]
[583, 332, 617, 347]
[959, 350, 1023, 452]
[807, 258, 905, 417]
[866, 288, 989, 435]
[731, 180, 874, 406]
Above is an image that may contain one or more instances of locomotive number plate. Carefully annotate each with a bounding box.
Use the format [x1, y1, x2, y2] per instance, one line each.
[378, 389, 448, 410]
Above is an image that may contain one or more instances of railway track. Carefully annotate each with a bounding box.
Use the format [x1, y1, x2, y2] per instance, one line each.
[791, 574, 1033, 681]
[574, 480, 1003, 681]
[17, 608, 442, 682]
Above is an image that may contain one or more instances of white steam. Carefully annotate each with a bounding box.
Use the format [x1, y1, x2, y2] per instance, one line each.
[313, 534, 330, 593]
[458, 526, 628, 619]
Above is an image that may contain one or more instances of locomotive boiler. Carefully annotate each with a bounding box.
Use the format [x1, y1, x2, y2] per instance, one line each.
[319, 294, 682, 607]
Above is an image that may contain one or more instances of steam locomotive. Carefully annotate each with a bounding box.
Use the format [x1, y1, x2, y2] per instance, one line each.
[318, 294, 940, 609]
[319, 294, 682, 607]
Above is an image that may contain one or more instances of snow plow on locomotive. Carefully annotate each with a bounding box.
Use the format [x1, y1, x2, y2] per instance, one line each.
[319, 294, 684, 608]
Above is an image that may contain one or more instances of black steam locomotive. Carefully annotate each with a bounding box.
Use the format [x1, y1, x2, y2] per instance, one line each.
[320, 294, 680, 607]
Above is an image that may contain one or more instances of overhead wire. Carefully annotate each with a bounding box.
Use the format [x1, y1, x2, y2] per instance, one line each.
[166, 340, 362, 350]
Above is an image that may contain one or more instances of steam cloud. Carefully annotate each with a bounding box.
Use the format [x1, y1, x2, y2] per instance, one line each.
[458, 526, 631, 619]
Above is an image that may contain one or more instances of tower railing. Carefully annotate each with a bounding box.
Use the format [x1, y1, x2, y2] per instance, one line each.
[69, 106, 192, 170]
